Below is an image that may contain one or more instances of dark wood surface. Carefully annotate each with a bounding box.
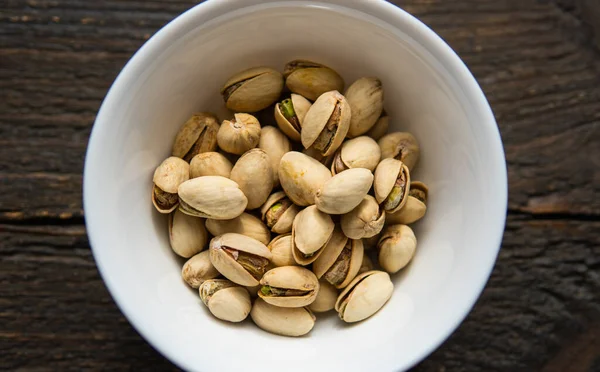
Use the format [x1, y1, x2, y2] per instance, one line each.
[1, 0, 599, 371]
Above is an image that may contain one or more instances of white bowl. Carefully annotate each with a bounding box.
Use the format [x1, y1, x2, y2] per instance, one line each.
[84, 1, 507, 371]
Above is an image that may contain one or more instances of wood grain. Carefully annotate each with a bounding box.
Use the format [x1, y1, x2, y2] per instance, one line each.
[1, 0, 599, 371]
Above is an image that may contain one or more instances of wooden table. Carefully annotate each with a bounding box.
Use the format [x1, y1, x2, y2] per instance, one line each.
[2, 1, 599, 370]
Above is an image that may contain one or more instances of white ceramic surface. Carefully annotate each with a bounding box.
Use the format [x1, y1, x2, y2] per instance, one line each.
[83, 1, 507, 371]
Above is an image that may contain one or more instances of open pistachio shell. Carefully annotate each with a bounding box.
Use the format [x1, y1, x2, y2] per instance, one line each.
[292, 205, 334, 265]
[283, 60, 344, 101]
[308, 279, 338, 313]
[315, 168, 373, 215]
[230, 149, 273, 210]
[331, 136, 381, 175]
[313, 229, 364, 289]
[335, 270, 394, 323]
[301, 90, 351, 156]
[171, 113, 220, 161]
[274, 94, 312, 142]
[181, 251, 220, 288]
[221, 66, 284, 113]
[168, 209, 208, 258]
[152, 157, 190, 214]
[345, 77, 384, 137]
[217, 113, 261, 155]
[373, 158, 411, 213]
[279, 151, 332, 206]
[366, 115, 389, 141]
[189, 152, 233, 179]
[199, 279, 251, 322]
[385, 181, 429, 225]
[378, 224, 417, 274]
[251, 297, 315, 337]
[205, 212, 271, 246]
[378, 132, 420, 171]
[178, 176, 247, 220]
[268, 234, 296, 267]
[258, 126, 292, 186]
[340, 195, 385, 239]
[259, 266, 319, 307]
[209, 233, 272, 287]
[260, 191, 300, 234]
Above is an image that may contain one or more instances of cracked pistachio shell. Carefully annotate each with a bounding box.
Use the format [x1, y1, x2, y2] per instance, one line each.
[358, 254, 374, 274]
[315, 168, 373, 215]
[378, 132, 420, 171]
[279, 151, 332, 206]
[178, 176, 247, 219]
[313, 228, 364, 289]
[308, 279, 338, 313]
[251, 297, 315, 337]
[259, 126, 292, 186]
[345, 77, 384, 137]
[292, 205, 334, 265]
[267, 234, 296, 267]
[205, 212, 271, 246]
[217, 113, 261, 155]
[378, 224, 417, 274]
[283, 59, 344, 101]
[335, 270, 393, 323]
[152, 157, 190, 213]
[230, 149, 273, 210]
[373, 158, 411, 213]
[199, 279, 251, 322]
[331, 136, 381, 175]
[168, 209, 208, 258]
[181, 251, 220, 288]
[189, 152, 233, 179]
[209, 233, 272, 287]
[274, 94, 312, 142]
[171, 113, 220, 161]
[260, 191, 300, 234]
[386, 181, 429, 225]
[366, 114, 389, 141]
[221, 66, 284, 113]
[259, 266, 319, 307]
[301, 90, 351, 156]
[341, 195, 385, 239]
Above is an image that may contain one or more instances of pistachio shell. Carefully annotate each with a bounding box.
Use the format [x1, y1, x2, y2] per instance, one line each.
[178, 176, 247, 219]
[152, 157, 190, 213]
[251, 297, 315, 337]
[373, 158, 411, 213]
[308, 279, 338, 313]
[181, 251, 220, 288]
[230, 149, 273, 210]
[315, 168, 373, 215]
[366, 115, 389, 141]
[221, 67, 284, 112]
[268, 234, 296, 267]
[331, 136, 381, 175]
[189, 152, 233, 179]
[378, 224, 417, 273]
[385, 181, 428, 225]
[292, 206, 334, 266]
[358, 254, 374, 274]
[340, 195, 385, 239]
[274, 94, 312, 142]
[217, 113, 261, 155]
[283, 60, 344, 101]
[313, 229, 364, 289]
[171, 113, 220, 161]
[199, 279, 251, 322]
[279, 151, 332, 206]
[259, 266, 319, 307]
[168, 209, 208, 258]
[378, 132, 420, 171]
[260, 191, 300, 234]
[205, 213, 271, 245]
[258, 126, 292, 186]
[345, 77, 384, 137]
[301, 90, 351, 156]
[335, 270, 393, 323]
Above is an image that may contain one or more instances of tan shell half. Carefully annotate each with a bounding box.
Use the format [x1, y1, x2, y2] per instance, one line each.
[258, 126, 292, 186]
[205, 212, 271, 246]
[292, 205, 334, 265]
[340, 195, 385, 239]
[177, 176, 247, 220]
[378, 224, 417, 274]
[230, 148, 273, 210]
[385, 181, 428, 225]
[217, 113, 261, 155]
[283, 59, 344, 101]
[335, 270, 394, 323]
[373, 158, 411, 213]
[331, 136, 381, 175]
[221, 66, 284, 113]
[189, 152, 233, 179]
[345, 77, 384, 138]
[181, 251, 220, 288]
[308, 279, 338, 313]
[152, 157, 190, 213]
[274, 94, 312, 142]
[312, 229, 364, 289]
[199, 279, 251, 322]
[279, 151, 332, 206]
[171, 112, 220, 161]
[366, 115, 389, 141]
[251, 297, 316, 337]
[168, 209, 208, 258]
[378, 132, 420, 171]
[268, 234, 296, 267]
[260, 191, 300, 234]
[315, 168, 373, 215]
[258, 266, 319, 307]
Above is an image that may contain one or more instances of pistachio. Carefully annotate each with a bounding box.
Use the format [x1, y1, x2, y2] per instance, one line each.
[221, 66, 284, 112]
[358, 254, 374, 274]
[301, 91, 351, 156]
[385, 181, 429, 225]
[168, 209, 208, 258]
[178, 176, 247, 220]
[374, 158, 411, 213]
[378, 224, 417, 273]
[335, 270, 394, 323]
[217, 113, 261, 155]
[189, 152, 233, 179]
[152, 157, 190, 213]
[283, 59, 344, 101]
[268, 234, 296, 267]
[171, 113, 220, 162]
[292, 205, 334, 265]
[313, 228, 364, 289]
[251, 297, 315, 337]
[259, 266, 319, 307]
[331, 136, 381, 175]
[378, 132, 420, 171]
[308, 279, 338, 313]
[230, 149, 273, 209]
[181, 251, 220, 288]
[279, 151, 332, 206]
[260, 191, 300, 234]
[199, 279, 251, 322]
[315, 168, 373, 215]
[340, 195, 385, 239]
[205, 212, 271, 245]
[274, 94, 312, 142]
[366, 114, 389, 141]
[258, 126, 292, 186]
[209, 233, 272, 286]
[345, 78, 384, 137]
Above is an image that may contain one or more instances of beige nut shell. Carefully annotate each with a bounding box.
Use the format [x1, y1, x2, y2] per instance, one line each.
[230, 148, 273, 210]
[315, 168, 373, 215]
[168, 209, 208, 258]
[177, 176, 247, 219]
[259, 266, 319, 307]
[251, 297, 315, 337]
[335, 270, 394, 323]
[279, 151, 332, 206]
[205, 213, 271, 246]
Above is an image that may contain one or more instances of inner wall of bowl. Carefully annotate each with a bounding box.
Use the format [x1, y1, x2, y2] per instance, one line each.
[92, 3, 501, 372]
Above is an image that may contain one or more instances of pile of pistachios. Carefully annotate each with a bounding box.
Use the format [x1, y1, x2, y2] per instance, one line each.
[152, 60, 428, 337]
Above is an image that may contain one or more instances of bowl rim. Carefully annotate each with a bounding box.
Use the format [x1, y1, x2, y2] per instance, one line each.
[84, 0, 508, 371]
